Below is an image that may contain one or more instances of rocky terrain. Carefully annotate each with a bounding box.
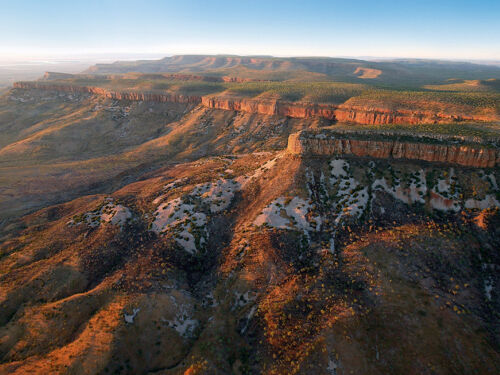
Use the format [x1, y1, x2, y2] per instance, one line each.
[1, 57, 500, 374]
[287, 130, 500, 167]
[14, 81, 500, 125]
[1, 149, 499, 374]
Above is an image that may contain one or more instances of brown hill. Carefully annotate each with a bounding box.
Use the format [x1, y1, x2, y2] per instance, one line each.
[1, 74, 500, 374]
[1, 151, 499, 374]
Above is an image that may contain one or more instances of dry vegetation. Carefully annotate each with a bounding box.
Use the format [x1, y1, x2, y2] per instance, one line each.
[1, 153, 499, 374]
[1, 57, 500, 373]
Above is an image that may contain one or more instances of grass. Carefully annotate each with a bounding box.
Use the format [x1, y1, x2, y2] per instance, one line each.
[423, 79, 500, 93]
[225, 81, 366, 103]
[39, 76, 368, 103]
[351, 89, 500, 110]
[30, 74, 500, 113]
[329, 122, 500, 139]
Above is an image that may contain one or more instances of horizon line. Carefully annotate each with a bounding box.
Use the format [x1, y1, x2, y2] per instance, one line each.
[1, 53, 500, 65]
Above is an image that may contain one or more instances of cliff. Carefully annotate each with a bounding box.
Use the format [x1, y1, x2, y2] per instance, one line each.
[12, 82, 492, 125]
[202, 96, 486, 124]
[13, 82, 202, 104]
[287, 130, 500, 168]
[201, 97, 338, 119]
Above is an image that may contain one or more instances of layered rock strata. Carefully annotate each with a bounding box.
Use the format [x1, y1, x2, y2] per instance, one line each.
[287, 131, 500, 168]
[13, 82, 492, 124]
[201, 97, 481, 124]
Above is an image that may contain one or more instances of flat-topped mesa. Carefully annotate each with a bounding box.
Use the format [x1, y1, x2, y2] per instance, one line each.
[287, 130, 500, 168]
[13, 82, 202, 104]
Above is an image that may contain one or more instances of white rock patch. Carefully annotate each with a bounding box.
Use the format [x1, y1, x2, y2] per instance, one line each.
[69, 199, 132, 228]
[465, 195, 500, 210]
[372, 170, 426, 205]
[150, 175, 250, 253]
[334, 177, 369, 223]
[102, 204, 132, 226]
[254, 196, 320, 233]
[330, 160, 368, 223]
[124, 308, 140, 324]
[153, 178, 187, 204]
[192, 178, 240, 213]
[151, 198, 207, 254]
[237, 154, 282, 187]
[254, 198, 290, 229]
[330, 159, 349, 181]
[166, 307, 199, 338]
[234, 291, 256, 308]
[429, 169, 461, 211]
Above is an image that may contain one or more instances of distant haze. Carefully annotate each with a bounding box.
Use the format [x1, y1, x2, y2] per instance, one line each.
[0, 0, 499, 61]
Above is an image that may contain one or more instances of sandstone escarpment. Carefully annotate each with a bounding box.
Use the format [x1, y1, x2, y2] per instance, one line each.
[287, 130, 500, 167]
[12, 82, 492, 125]
[201, 97, 483, 124]
[13, 82, 202, 104]
[201, 96, 338, 119]
[332, 105, 479, 124]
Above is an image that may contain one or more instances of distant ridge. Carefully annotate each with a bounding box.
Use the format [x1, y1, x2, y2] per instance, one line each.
[84, 54, 500, 88]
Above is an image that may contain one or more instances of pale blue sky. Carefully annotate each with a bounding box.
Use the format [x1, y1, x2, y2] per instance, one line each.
[0, 0, 499, 60]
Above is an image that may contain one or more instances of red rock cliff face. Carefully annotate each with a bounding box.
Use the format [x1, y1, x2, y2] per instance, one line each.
[13, 82, 490, 125]
[332, 105, 479, 124]
[287, 131, 500, 168]
[201, 97, 338, 119]
[201, 97, 482, 124]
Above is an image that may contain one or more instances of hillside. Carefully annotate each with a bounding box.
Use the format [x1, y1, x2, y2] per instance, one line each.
[13, 73, 500, 124]
[1, 147, 499, 374]
[2, 81, 500, 224]
[0, 86, 320, 222]
[1, 60, 500, 374]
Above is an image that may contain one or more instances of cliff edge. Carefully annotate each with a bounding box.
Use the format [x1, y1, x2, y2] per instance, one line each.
[13, 81, 497, 125]
[287, 130, 500, 168]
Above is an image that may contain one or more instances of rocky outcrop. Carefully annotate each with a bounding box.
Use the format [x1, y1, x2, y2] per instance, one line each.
[201, 97, 338, 119]
[332, 105, 478, 124]
[12, 82, 491, 125]
[201, 97, 482, 124]
[287, 130, 500, 167]
[13, 82, 202, 104]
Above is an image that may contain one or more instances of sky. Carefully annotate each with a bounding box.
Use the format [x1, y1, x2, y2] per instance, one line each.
[0, 0, 499, 61]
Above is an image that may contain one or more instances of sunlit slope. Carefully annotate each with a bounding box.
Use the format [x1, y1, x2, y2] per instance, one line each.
[17, 73, 500, 124]
[1, 152, 498, 374]
[0, 88, 318, 222]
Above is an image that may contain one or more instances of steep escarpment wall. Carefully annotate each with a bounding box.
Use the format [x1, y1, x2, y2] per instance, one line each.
[201, 97, 479, 124]
[12, 82, 490, 125]
[287, 131, 500, 168]
[201, 97, 338, 119]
